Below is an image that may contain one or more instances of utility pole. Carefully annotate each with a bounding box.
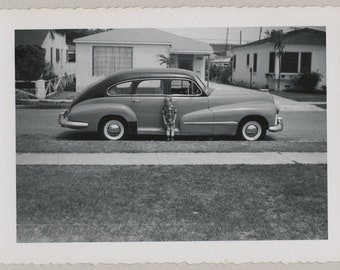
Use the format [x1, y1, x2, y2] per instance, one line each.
[225, 27, 229, 57]
[259, 27, 262, 40]
[239, 31, 242, 45]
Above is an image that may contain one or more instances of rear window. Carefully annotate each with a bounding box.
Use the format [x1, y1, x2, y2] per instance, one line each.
[107, 81, 133, 96]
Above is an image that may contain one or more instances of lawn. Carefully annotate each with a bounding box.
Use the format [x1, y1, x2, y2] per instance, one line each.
[48, 91, 76, 100]
[270, 90, 326, 102]
[17, 164, 327, 242]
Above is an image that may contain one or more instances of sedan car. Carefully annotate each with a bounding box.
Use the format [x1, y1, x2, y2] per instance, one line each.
[59, 68, 283, 141]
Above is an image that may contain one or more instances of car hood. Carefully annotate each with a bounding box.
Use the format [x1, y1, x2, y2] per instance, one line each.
[208, 87, 275, 107]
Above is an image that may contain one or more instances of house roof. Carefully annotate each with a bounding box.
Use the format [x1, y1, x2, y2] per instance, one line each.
[74, 28, 213, 54]
[234, 28, 326, 49]
[211, 57, 232, 63]
[15, 30, 50, 46]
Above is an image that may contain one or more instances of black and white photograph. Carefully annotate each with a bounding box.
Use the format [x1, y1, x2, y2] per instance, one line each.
[0, 6, 339, 265]
[15, 26, 327, 242]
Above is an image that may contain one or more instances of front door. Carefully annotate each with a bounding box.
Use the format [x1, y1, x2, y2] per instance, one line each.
[131, 79, 166, 134]
[168, 79, 213, 135]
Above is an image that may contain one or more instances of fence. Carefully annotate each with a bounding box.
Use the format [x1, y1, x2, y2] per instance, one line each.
[15, 73, 76, 99]
[44, 73, 76, 98]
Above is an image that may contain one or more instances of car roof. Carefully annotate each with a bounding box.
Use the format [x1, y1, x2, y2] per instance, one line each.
[71, 68, 199, 107]
[103, 68, 197, 82]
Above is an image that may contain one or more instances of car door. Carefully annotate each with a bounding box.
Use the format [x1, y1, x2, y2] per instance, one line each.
[131, 79, 166, 134]
[168, 78, 213, 135]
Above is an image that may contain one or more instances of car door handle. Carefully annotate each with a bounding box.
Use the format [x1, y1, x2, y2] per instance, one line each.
[132, 99, 140, 103]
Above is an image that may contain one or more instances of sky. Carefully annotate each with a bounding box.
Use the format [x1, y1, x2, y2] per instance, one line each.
[162, 26, 326, 45]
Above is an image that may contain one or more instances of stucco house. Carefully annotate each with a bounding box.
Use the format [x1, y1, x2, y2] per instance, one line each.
[15, 30, 76, 77]
[74, 28, 213, 92]
[231, 28, 326, 91]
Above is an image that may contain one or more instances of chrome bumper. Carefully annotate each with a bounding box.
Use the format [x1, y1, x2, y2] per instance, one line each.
[58, 110, 88, 129]
[268, 117, 283, 132]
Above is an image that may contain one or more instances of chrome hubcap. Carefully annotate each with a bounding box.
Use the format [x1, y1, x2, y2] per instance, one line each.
[107, 124, 121, 136]
[245, 124, 258, 137]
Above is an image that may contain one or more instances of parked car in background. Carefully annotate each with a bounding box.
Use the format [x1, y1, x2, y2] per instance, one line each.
[59, 68, 283, 141]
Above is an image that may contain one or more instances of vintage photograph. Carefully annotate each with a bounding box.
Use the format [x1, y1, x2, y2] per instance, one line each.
[15, 26, 327, 243]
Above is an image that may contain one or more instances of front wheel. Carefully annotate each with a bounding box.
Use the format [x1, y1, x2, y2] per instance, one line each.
[238, 120, 266, 141]
[100, 119, 126, 140]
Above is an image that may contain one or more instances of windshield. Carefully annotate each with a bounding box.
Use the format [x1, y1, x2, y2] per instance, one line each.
[195, 75, 207, 90]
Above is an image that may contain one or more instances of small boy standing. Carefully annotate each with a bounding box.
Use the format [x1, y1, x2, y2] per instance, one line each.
[162, 96, 177, 141]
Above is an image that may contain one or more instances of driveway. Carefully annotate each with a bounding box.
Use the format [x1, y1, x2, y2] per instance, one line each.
[208, 82, 326, 111]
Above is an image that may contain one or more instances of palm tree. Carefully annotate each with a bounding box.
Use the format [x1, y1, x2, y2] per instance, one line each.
[155, 54, 172, 68]
[274, 31, 285, 91]
[265, 29, 285, 91]
[265, 30, 285, 91]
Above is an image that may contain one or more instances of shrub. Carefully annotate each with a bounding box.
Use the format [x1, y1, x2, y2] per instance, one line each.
[209, 65, 232, 84]
[294, 71, 323, 90]
[15, 45, 58, 82]
[220, 66, 232, 84]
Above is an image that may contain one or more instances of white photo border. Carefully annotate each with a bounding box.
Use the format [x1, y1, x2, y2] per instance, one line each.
[0, 6, 339, 264]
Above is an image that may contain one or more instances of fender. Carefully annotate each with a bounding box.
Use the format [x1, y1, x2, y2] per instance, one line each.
[210, 101, 279, 135]
[68, 97, 137, 131]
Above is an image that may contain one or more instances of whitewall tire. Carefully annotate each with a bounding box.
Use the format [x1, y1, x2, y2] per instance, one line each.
[102, 119, 125, 140]
[239, 120, 266, 141]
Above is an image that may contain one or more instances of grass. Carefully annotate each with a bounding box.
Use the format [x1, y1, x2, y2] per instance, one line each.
[17, 164, 327, 242]
[271, 90, 326, 102]
[48, 91, 76, 100]
[16, 91, 75, 109]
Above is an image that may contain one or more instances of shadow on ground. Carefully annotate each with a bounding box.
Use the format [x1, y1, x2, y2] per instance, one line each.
[56, 130, 277, 142]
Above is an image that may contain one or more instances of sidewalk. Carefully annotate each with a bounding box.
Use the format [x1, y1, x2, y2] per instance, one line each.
[209, 82, 325, 112]
[17, 152, 327, 165]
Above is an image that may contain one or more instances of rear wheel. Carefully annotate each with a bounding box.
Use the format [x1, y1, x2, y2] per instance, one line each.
[238, 119, 267, 141]
[100, 118, 126, 140]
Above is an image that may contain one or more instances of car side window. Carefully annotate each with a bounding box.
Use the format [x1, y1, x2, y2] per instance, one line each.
[170, 80, 202, 96]
[107, 81, 133, 96]
[135, 80, 165, 95]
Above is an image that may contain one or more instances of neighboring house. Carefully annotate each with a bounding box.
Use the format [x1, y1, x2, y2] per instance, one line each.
[15, 30, 76, 77]
[74, 28, 213, 92]
[210, 43, 237, 57]
[231, 28, 326, 90]
[211, 57, 232, 68]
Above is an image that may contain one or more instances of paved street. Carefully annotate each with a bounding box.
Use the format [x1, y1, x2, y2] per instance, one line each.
[16, 109, 327, 153]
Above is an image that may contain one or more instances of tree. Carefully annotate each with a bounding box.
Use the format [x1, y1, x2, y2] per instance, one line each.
[155, 54, 173, 67]
[265, 30, 285, 91]
[15, 45, 49, 81]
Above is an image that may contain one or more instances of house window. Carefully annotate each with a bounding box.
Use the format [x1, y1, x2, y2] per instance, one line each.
[50, 48, 53, 65]
[253, 53, 257, 72]
[269, 52, 275, 73]
[300, 52, 312, 73]
[67, 50, 76, 62]
[56, 49, 60, 63]
[93, 46, 133, 76]
[281, 52, 299, 73]
[233, 55, 236, 69]
[246, 54, 250, 66]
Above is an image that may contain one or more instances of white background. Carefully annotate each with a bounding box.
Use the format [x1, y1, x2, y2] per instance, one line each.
[0, 7, 339, 264]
